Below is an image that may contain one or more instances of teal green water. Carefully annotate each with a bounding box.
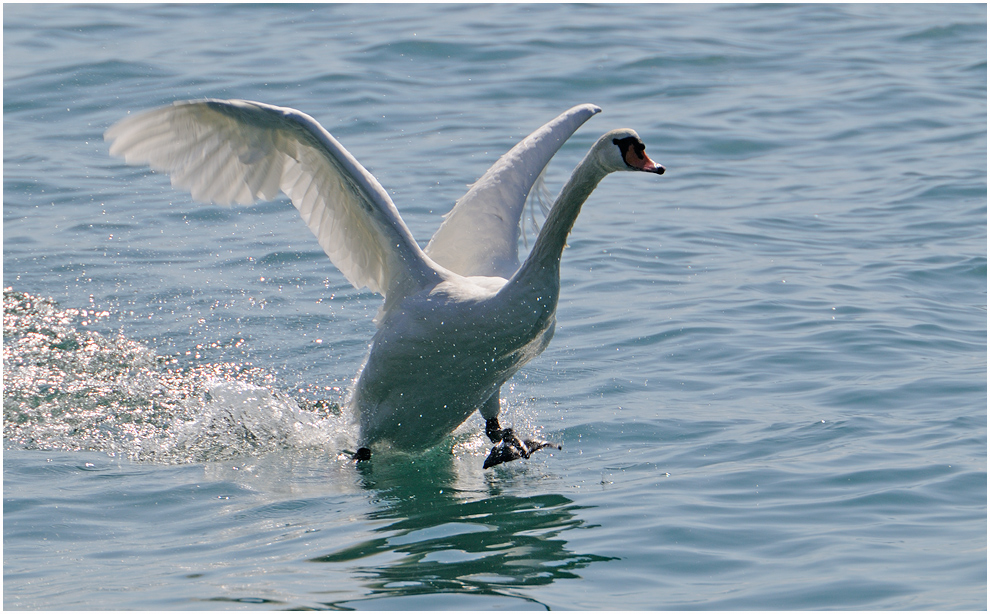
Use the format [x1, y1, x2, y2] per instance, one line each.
[4, 4, 986, 609]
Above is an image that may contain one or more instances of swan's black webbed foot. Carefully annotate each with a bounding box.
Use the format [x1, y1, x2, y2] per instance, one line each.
[486, 417, 508, 443]
[353, 447, 371, 462]
[483, 418, 560, 469]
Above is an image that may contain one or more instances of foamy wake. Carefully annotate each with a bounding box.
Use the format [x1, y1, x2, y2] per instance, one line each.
[3, 288, 357, 464]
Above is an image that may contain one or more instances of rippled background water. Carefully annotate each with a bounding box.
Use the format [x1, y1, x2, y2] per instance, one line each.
[4, 4, 986, 610]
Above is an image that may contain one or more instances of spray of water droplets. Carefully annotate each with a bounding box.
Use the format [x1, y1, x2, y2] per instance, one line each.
[3, 288, 356, 463]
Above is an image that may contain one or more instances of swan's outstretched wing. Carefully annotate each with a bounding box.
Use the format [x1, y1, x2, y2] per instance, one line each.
[424, 104, 601, 279]
[105, 99, 436, 299]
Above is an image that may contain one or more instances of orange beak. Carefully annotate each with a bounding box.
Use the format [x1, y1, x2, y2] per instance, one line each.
[624, 147, 665, 174]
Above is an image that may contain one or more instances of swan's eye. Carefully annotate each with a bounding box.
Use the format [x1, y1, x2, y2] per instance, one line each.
[613, 136, 647, 166]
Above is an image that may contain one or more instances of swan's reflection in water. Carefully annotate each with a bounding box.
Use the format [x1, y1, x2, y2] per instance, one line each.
[310, 446, 614, 607]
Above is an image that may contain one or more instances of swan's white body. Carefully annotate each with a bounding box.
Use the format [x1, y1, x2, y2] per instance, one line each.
[105, 100, 663, 462]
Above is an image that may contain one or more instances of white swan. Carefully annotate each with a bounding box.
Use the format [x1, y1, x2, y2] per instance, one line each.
[105, 100, 664, 468]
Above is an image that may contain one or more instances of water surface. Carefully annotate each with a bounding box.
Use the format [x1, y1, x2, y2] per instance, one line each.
[4, 4, 986, 609]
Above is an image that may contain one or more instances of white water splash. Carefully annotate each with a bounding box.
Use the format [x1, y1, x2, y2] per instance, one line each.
[3, 288, 356, 464]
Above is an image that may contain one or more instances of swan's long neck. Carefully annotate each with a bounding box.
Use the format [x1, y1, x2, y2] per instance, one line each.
[511, 151, 610, 288]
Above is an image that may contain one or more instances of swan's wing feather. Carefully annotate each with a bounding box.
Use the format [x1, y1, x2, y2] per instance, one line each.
[424, 104, 601, 278]
[105, 99, 434, 298]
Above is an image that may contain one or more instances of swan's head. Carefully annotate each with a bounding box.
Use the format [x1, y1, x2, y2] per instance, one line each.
[597, 129, 665, 175]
